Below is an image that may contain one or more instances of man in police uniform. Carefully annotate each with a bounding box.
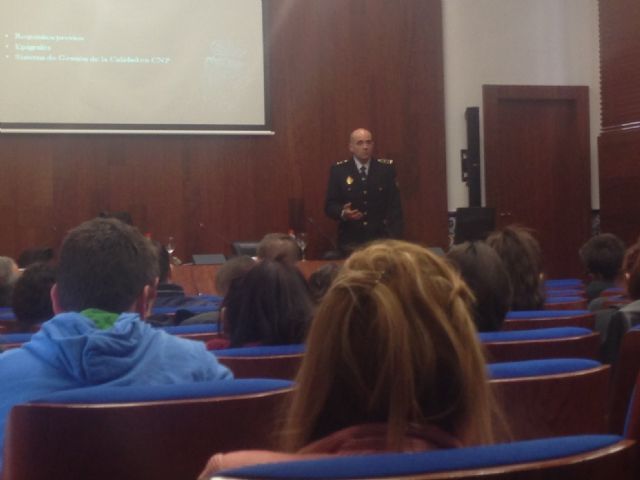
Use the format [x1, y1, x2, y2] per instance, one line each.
[324, 128, 403, 255]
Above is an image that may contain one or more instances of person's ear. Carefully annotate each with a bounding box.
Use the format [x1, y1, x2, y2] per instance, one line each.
[50, 283, 63, 314]
[136, 278, 158, 318]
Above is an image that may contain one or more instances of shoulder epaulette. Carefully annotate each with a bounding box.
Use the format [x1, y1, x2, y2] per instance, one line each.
[377, 158, 394, 165]
[336, 159, 350, 165]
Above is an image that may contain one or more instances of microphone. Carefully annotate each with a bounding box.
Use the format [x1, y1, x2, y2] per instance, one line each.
[307, 216, 337, 250]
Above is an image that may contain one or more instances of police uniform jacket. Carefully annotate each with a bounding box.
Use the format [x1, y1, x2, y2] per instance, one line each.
[324, 157, 403, 252]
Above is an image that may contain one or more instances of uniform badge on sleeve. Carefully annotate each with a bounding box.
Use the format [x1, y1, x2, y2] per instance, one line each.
[346, 176, 354, 185]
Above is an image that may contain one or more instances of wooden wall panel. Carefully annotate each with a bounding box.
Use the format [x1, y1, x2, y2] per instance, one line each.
[0, 0, 446, 261]
[599, 0, 640, 244]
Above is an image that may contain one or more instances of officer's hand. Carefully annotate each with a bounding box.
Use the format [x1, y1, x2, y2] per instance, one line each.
[342, 203, 363, 221]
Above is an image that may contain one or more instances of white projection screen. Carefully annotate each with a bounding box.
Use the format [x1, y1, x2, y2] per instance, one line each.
[0, 0, 269, 134]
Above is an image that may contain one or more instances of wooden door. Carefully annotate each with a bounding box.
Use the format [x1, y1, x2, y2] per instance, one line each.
[483, 85, 591, 278]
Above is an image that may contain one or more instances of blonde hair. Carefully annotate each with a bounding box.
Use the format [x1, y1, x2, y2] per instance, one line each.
[281, 240, 498, 451]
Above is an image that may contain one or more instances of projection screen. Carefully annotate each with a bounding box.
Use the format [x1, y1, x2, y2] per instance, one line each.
[0, 0, 269, 134]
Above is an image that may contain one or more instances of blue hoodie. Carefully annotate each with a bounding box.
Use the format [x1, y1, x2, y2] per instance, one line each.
[0, 311, 232, 461]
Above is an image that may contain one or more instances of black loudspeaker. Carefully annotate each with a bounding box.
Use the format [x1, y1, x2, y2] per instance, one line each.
[461, 107, 481, 207]
[454, 207, 495, 244]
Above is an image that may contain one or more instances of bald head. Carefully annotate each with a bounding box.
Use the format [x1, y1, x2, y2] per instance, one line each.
[349, 128, 374, 163]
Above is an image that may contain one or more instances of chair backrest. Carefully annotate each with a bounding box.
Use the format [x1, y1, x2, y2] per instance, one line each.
[544, 297, 588, 310]
[503, 310, 594, 330]
[213, 435, 637, 480]
[488, 359, 610, 440]
[480, 327, 599, 362]
[624, 372, 640, 442]
[216, 345, 305, 380]
[610, 327, 640, 433]
[159, 323, 220, 342]
[0, 332, 33, 350]
[2, 379, 294, 480]
[544, 278, 585, 289]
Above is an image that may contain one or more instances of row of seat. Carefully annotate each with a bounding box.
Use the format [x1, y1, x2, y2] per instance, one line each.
[3, 357, 633, 480]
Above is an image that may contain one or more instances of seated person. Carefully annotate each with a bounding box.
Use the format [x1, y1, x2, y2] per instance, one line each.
[257, 233, 301, 266]
[600, 240, 640, 363]
[207, 259, 312, 350]
[10, 262, 56, 332]
[0, 256, 20, 308]
[579, 233, 626, 302]
[307, 263, 341, 305]
[180, 255, 256, 326]
[198, 240, 502, 478]
[0, 218, 232, 459]
[486, 225, 545, 310]
[447, 241, 512, 332]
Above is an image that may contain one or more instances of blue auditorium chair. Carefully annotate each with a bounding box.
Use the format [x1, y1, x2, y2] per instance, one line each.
[215, 344, 305, 380]
[211, 435, 637, 480]
[503, 309, 594, 330]
[2, 379, 294, 480]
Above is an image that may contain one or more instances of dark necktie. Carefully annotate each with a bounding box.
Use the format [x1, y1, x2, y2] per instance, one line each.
[360, 165, 367, 181]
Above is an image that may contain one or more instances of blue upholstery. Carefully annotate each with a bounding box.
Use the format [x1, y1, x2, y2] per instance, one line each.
[159, 323, 220, 334]
[0, 311, 16, 320]
[506, 309, 589, 319]
[479, 327, 591, 343]
[487, 358, 601, 379]
[30, 378, 293, 404]
[215, 344, 306, 357]
[544, 296, 584, 304]
[0, 332, 33, 344]
[214, 435, 623, 479]
[151, 305, 220, 315]
[544, 279, 584, 288]
[545, 289, 584, 296]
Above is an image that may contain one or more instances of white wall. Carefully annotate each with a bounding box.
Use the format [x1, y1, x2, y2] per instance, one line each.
[443, 0, 601, 210]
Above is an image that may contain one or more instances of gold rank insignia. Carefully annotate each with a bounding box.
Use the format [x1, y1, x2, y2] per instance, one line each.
[377, 158, 393, 165]
[346, 176, 354, 185]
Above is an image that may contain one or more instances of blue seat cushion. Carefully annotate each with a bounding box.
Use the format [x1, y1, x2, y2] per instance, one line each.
[30, 378, 293, 404]
[506, 310, 589, 319]
[214, 435, 623, 479]
[487, 358, 601, 379]
[215, 344, 306, 357]
[479, 327, 590, 342]
[159, 323, 219, 334]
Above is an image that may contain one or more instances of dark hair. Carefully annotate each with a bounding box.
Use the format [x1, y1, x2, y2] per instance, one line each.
[579, 233, 625, 281]
[98, 210, 134, 226]
[11, 262, 56, 329]
[56, 218, 158, 313]
[624, 241, 640, 300]
[257, 233, 301, 265]
[307, 263, 341, 304]
[223, 260, 312, 347]
[486, 225, 544, 311]
[215, 255, 256, 296]
[152, 240, 171, 284]
[447, 241, 512, 331]
[17, 247, 54, 269]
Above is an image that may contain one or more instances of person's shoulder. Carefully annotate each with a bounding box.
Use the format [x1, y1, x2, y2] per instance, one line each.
[331, 159, 350, 169]
[376, 158, 394, 165]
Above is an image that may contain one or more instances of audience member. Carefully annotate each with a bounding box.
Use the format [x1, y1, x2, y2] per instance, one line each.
[600, 241, 640, 363]
[98, 210, 134, 225]
[447, 241, 512, 332]
[10, 262, 56, 332]
[486, 225, 544, 310]
[0, 257, 20, 307]
[207, 259, 312, 350]
[0, 218, 232, 459]
[198, 240, 502, 477]
[579, 233, 626, 301]
[257, 233, 301, 266]
[307, 263, 341, 305]
[16, 247, 54, 269]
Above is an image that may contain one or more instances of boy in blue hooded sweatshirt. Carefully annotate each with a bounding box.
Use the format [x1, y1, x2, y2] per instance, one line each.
[0, 218, 232, 462]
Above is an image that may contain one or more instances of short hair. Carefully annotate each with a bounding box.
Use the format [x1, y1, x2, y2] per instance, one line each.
[624, 241, 640, 300]
[56, 218, 159, 313]
[152, 240, 171, 284]
[579, 233, 626, 281]
[223, 260, 312, 348]
[17, 247, 54, 269]
[0, 256, 19, 307]
[307, 263, 341, 304]
[486, 225, 544, 311]
[282, 240, 499, 452]
[11, 262, 56, 328]
[256, 233, 301, 265]
[447, 241, 512, 332]
[215, 255, 256, 296]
